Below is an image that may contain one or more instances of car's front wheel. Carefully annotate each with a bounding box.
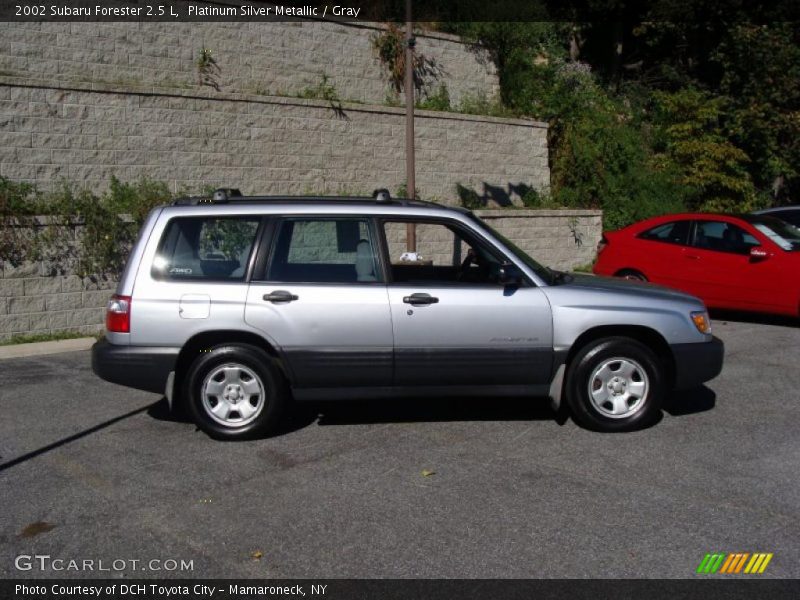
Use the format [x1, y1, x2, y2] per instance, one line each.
[565, 337, 665, 432]
[185, 344, 286, 440]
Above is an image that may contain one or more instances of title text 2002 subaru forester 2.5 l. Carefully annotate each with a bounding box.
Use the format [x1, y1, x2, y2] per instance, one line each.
[92, 190, 724, 439]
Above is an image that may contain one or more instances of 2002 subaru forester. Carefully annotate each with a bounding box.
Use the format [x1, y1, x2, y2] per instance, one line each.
[92, 189, 724, 439]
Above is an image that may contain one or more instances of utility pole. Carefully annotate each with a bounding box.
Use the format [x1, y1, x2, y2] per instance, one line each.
[404, 0, 417, 252]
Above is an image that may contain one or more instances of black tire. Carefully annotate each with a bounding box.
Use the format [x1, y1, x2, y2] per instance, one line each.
[184, 344, 287, 440]
[616, 269, 648, 282]
[565, 337, 664, 432]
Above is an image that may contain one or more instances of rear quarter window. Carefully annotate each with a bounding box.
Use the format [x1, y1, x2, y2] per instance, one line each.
[152, 216, 260, 281]
[638, 221, 691, 245]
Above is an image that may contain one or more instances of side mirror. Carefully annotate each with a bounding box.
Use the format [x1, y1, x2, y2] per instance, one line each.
[499, 263, 523, 285]
[750, 246, 769, 262]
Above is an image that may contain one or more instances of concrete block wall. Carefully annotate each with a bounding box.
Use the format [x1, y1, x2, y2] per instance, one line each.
[0, 80, 549, 203]
[385, 221, 468, 266]
[476, 209, 603, 271]
[0, 20, 497, 107]
[0, 262, 113, 342]
[384, 210, 602, 271]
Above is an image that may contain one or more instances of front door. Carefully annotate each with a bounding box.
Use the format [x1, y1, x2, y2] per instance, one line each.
[245, 217, 393, 388]
[685, 219, 781, 311]
[380, 218, 553, 387]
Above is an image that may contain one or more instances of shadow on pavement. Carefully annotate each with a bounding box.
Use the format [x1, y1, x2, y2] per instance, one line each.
[144, 388, 716, 440]
[147, 397, 320, 439]
[0, 402, 157, 473]
[710, 309, 798, 328]
[663, 385, 716, 416]
[312, 396, 557, 427]
[146, 397, 192, 423]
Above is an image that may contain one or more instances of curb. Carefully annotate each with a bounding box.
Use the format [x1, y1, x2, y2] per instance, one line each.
[0, 337, 97, 360]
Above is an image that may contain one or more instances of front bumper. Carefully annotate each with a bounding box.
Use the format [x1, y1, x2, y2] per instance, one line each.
[670, 336, 724, 390]
[91, 339, 179, 394]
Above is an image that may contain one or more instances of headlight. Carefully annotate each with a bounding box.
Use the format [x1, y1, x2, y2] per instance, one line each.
[690, 311, 711, 334]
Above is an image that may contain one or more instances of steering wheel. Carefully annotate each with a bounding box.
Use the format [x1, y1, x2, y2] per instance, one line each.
[458, 247, 488, 282]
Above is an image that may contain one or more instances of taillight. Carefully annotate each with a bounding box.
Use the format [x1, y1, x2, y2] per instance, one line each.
[106, 294, 132, 333]
[597, 235, 609, 254]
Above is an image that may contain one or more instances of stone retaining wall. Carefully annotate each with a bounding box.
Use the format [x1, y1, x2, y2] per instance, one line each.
[0, 20, 497, 107]
[0, 79, 549, 203]
[476, 209, 602, 272]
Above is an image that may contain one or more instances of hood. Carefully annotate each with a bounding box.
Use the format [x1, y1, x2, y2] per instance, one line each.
[556, 273, 703, 305]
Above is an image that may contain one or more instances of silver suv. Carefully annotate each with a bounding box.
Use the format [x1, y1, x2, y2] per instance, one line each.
[92, 190, 724, 439]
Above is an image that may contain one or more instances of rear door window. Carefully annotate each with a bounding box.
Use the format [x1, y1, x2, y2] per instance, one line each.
[153, 217, 260, 281]
[265, 218, 381, 283]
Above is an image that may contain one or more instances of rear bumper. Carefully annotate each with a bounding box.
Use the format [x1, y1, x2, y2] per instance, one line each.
[91, 339, 179, 394]
[670, 336, 724, 390]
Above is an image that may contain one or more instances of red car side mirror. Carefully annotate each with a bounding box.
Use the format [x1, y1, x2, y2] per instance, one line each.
[750, 246, 769, 262]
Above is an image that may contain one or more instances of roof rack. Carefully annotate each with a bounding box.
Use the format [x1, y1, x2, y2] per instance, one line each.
[171, 188, 442, 209]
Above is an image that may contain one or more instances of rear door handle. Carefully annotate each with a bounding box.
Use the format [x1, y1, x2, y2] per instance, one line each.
[263, 290, 299, 303]
[685, 255, 700, 260]
[403, 293, 439, 306]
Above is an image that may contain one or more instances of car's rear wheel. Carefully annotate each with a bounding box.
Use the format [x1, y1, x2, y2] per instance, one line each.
[616, 269, 648, 282]
[185, 344, 286, 440]
[565, 337, 664, 432]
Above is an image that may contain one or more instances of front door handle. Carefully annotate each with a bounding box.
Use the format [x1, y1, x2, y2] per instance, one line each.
[685, 254, 700, 260]
[403, 293, 439, 306]
[263, 290, 299, 303]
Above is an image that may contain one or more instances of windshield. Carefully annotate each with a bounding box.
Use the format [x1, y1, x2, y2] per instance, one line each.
[466, 212, 556, 284]
[742, 215, 800, 251]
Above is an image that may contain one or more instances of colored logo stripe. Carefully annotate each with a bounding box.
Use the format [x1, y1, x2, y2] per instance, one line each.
[744, 553, 773, 574]
[697, 553, 773, 574]
[697, 553, 725, 573]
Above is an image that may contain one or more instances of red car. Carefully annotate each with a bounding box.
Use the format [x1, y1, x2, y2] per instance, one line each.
[594, 213, 800, 317]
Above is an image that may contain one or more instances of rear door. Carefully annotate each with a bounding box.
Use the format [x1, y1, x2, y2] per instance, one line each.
[245, 216, 394, 388]
[379, 218, 553, 388]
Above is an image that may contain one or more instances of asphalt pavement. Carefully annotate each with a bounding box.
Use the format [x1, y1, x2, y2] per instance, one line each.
[1, 314, 798, 579]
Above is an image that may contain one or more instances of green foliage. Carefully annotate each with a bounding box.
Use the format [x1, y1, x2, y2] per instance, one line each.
[416, 84, 451, 111]
[571, 261, 596, 274]
[713, 24, 800, 200]
[444, 22, 569, 110]
[541, 61, 688, 230]
[199, 219, 259, 261]
[0, 330, 101, 346]
[0, 178, 39, 265]
[299, 72, 346, 118]
[299, 72, 341, 104]
[457, 92, 516, 118]
[196, 48, 221, 91]
[395, 182, 420, 199]
[456, 184, 483, 210]
[651, 89, 758, 212]
[0, 176, 174, 277]
[519, 187, 561, 209]
[371, 24, 443, 100]
[444, 20, 800, 229]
